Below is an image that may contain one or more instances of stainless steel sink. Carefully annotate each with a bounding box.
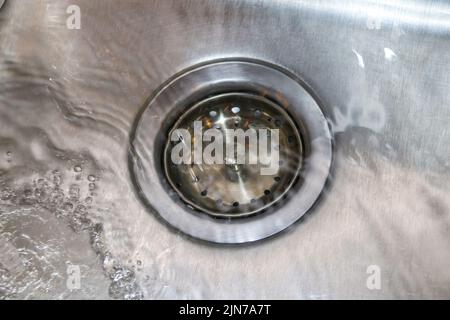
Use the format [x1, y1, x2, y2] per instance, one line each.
[0, 0, 449, 299]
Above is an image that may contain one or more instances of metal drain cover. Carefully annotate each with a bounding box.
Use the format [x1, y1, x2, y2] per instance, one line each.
[164, 92, 303, 218]
[130, 59, 332, 244]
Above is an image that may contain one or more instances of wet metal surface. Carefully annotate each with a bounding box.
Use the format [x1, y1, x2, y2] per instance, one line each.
[1, 0, 450, 299]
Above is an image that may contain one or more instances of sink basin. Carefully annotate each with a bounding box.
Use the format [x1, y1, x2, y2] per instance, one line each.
[0, 0, 449, 299]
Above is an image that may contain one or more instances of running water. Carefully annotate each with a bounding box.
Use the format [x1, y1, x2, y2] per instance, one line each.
[1, 0, 450, 299]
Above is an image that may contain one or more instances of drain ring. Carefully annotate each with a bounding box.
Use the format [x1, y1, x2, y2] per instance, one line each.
[130, 59, 332, 244]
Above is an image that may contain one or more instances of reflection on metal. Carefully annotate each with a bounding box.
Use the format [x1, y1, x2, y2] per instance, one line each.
[1, 0, 450, 299]
[131, 59, 332, 244]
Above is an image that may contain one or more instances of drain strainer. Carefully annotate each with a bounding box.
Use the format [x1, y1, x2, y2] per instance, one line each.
[130, 59, 332, 244]
[164, 92, 303, 218]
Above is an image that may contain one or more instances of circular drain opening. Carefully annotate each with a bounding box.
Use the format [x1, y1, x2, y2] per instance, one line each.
[164, 92, 303, 218]
[130, 59, 332, 244]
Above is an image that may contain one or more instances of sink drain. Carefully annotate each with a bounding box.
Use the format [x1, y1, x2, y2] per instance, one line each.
[130, 59, 332, 244]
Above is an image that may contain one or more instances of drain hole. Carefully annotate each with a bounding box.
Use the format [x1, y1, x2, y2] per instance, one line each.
[132, 59, 334, 243]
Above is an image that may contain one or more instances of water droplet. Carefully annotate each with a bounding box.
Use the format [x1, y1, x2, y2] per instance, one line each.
[76, 205, 87, 214]
[88, 175, 96, 182]
[74, 165, 82, 173]
[63, 202, 74, 211]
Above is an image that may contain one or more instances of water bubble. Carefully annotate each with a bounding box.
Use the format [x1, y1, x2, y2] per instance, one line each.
[75, 205, 87, 214]
[63, 202, 74, 211]
[0, 188, 15, 201]
[23, 189, 33, 197]
[69, 184, 80, 200]
[74, 165, 82, 173]
[88, 175, 96, 182]
[52, 170, 62, 185]
[89, 183, 96, 191]
[6, 151, 12, 163]
[34, 187, 47, 202]
[50, 189, 64, 205]
[21, 188, 36, 205]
